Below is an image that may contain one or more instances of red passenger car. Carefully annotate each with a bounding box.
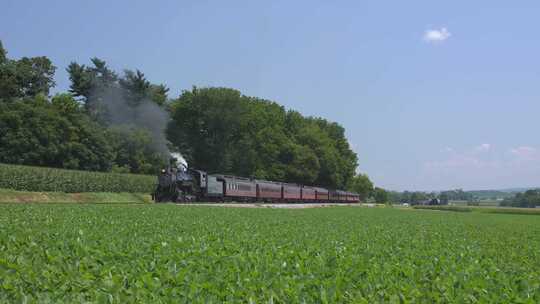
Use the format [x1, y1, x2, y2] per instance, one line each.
[219, 175, 256, 200]
[347, 192, 358, 202]
[282, 183, 301, 201]
[329, 190, 340, 202]
[301, 186, 317, 201]
[256, 180, 282, 201]
[315, 187, 329, 201]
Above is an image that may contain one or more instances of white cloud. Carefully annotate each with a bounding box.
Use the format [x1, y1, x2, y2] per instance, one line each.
[423, 27, 451, 43]
[424, 155, 483, 169]
[424, 144, 497, 170]
[474, 143, 491, 153]
[420, 144, 540, 189]
[428, 145, 540, 168]
[442, 147, 454, 153]
[510, 146, 538, 161]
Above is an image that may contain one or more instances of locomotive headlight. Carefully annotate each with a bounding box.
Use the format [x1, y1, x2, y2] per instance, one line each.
[161, 169, 166, 173]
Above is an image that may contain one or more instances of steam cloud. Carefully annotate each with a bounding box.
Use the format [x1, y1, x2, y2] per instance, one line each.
[89, 83, 186, 166]
[170, 152, 188, 168]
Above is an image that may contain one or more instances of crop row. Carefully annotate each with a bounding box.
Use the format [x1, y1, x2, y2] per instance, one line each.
[0, 163, 156, 193]
[412, 205, 473, 212]
[1, 205, 540, 302]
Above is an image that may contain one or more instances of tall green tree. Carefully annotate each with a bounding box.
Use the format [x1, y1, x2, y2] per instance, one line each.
[0, 98, 114, 171]
[373, 187, 389, 204]
[348, 174, 374, 200]
[66, 57, 171, 173]
[119, 69, 151, 107]
[108, 126, 167, 174]
[15, 57, 56, 97]
[0, 41, 6, 64]
[67, 57, 118, 117]
[150, 84, 170, 106]
[0, 41, 56, 100]
[501, 190, 540, 208]
[168, 87, 249, 174]
[66, 62, 93, 100]
[167, 87, 358, 188]
[68, 60, 169, 120]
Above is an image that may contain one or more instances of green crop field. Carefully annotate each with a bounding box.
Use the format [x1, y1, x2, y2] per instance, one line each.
[1, 205, 540, 303]
[0, 163, 156, 193]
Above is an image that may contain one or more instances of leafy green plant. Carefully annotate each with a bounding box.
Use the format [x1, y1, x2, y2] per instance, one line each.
[412, 205, 473, 212]
[1, 205, 540, 302]
[481, 207, 540, 216]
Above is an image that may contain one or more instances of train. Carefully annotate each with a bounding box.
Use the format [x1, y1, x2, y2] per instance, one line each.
[152, 157, 360, 204]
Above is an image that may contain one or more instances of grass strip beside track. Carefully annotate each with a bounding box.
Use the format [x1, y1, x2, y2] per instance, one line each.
[0, 188, 152, 204]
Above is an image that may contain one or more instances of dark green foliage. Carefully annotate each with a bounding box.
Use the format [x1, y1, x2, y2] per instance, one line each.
[167, 87, 357, 188]
[1, 41, 361, 185]
[0, 98, 114, 171]
[0, 44, 169, 175]
[467, 190, 515, 200]
[0, 41, 6, 64]
[390, 190, 435, 204]
[373, 187, 389, 203]
[50, 92, 82, 114]
[501, 189, 540, 208]
[67, 59, 169, 119]
[0, 163, 155, 193]
[391, 189, 478, 204]
[108, 126, 167, 174]
[439, 192, 449, 204]
[13, 57, 56, 97]
[439, 189, 474, 201]
[66, 62, 93, 100]
[347, 174, 373, 200]
[119, 69, 150, 107]
[0, 42, 56, 100]
[149, 84, 170, 106]
[67, 58, 119, 118]
[0, 95, 165, 175]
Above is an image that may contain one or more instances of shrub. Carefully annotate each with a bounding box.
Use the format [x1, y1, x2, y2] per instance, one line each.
[0, 163, 156, 193]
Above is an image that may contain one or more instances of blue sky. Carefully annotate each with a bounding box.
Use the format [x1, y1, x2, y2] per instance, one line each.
[2, 0, 540, 191]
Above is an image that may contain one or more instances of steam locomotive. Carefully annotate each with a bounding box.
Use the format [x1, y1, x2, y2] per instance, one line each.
[152, 157, 360, 203]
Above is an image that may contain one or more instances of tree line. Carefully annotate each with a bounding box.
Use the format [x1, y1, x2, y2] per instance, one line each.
[388, 189, 474, 205]
[387, 188, 540, 209]
[0, 41, 377, 193]
[500, 190, 540, 208]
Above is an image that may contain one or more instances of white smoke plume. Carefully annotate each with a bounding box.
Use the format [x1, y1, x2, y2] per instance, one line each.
[170, 152, 188, 168]
[89, 83, 187, 166]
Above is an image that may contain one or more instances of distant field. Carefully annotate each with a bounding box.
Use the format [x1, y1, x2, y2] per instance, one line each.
[414, 204, 540, 215]
[450, 200, 500, 207]
[1, 205, 540, 302]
